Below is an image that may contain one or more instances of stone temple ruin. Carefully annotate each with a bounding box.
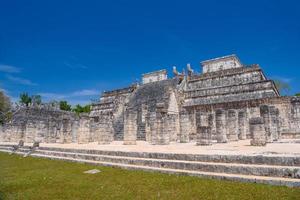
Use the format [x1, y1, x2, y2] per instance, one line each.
[1, 54, 300, 146]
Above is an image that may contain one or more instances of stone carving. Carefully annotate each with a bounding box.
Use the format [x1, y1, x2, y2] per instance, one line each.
[173, 66, 179, 76]
[187, 63, 194, 77]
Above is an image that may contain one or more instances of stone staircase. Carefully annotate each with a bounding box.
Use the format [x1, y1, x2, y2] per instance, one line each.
[0, 144, 300, 187]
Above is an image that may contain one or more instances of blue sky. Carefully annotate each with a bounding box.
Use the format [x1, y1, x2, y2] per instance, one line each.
[0, 0, 299, 105]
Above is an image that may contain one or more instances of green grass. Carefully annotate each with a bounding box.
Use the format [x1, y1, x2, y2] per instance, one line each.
[0, 152, 299, 200]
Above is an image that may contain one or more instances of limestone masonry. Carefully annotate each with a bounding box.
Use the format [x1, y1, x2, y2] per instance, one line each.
[1, 54, 300, 145]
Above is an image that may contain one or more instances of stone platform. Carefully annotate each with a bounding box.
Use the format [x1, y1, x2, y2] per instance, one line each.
[3, 139, 299, 156]
[1, 140, 300, 187]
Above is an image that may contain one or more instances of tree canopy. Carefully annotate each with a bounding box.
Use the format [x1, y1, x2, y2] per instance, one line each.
[72, 104, 91, 114]
[0, 91, 10, 113]
[19, 93, 42, 106]
[59, 101, 72, 111]
[19, 93, 32, 106]
[0, 91, 11, 124]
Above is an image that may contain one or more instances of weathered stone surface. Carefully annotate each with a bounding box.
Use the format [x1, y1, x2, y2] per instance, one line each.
[153, 112, 170, 145]
[196, 126, 212, 146]
[0, 104, 84, 144]
[179, 110, 191, 143]
[227, 110, 239, 141]
[97, 115, 114, 145]
[269, 106, 279, 141]
[123, 110, 137, 145]
[238, 111, 247, 140]
[215, 109, 228, 143]
[77, 114, 90, 144]
[250, 117, 267, 146]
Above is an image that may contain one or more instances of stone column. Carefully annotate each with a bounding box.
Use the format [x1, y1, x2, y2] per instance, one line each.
[146, 112, 156, 144]
[36, 120, 47, 143]
[238, 111, 247, 140]
[215, 109, 228, 143]
[179, 110, 190, 143]
[291, 97, 300, 132]
[62, 119, 72, 143]
[98, 115, 114, 145]
[25, 121, 36, 143]
[77, 117, 90, 144]
[47, 119, 57, 143]
[250, 117, 267, 146]
[196, 126, 212, 146]
[196, 111, 212, 145]
[71, 121, 78, 143]
[123, 110, 137, 145]
[155, 112, 170, 145]
[260, 105, 272, 143]
[269, 106, 280, 141]
[276, 109, 281, 140]
[195, 110, 209, 126]
[227, 109, 239, 141]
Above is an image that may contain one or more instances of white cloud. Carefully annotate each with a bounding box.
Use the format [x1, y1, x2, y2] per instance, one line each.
[0, 64, 21, 73]
[38, 93, 67, 100]
[38, 89, 100, 105]
[72, 89, 99, 96]
[6, 75, 37, 86]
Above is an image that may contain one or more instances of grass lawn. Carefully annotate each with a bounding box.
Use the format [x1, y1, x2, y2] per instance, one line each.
[0, 152, 299, 200]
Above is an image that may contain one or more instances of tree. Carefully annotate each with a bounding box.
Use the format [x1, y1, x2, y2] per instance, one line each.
[19, 93, 43, 106]
[19, 93, 32, 106]
[72, 104, 91, 114]
[0, 91, 11, 124]
[274, 79, 291, 95]
[295, 93, 300, 97]
[0, 91, 10, 113]
[59, 101, 72, 111]
[82, 104, 91, 113]
[32, 95, 42, 105]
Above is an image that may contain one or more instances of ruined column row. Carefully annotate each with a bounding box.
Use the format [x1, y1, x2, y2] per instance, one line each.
[195, 105, 281, 146]
[250, 105, 280, 146]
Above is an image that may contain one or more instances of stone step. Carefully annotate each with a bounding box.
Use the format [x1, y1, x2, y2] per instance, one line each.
[0, 149, 13, 153]
[26, 153, 300, 187]
[1, 148, 299, 187]
[0, 146, 13, 151]
[1, 144, 300, 167]
[35, 146, 300, 166]
[34, 149, 300, 179]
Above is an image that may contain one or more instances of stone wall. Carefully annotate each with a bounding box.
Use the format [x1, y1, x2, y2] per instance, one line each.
[142, 70, 167, 84]
[90, 85, 135, 141]
[201, 55, 242, 73]
[0, 104, 89, 144]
